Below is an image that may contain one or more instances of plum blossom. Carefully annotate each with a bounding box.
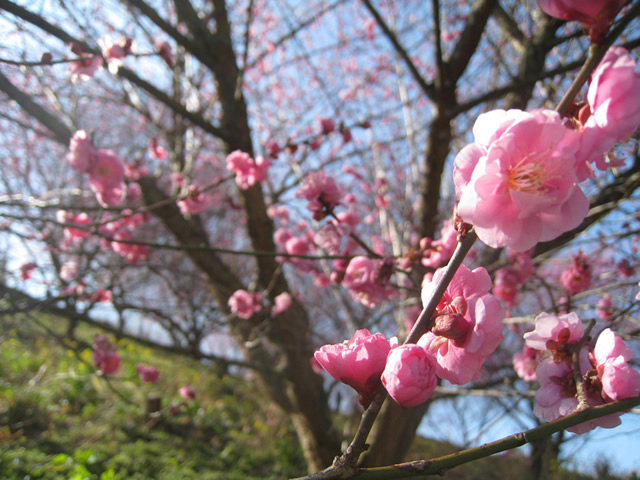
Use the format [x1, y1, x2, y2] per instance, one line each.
[296, 171, 344, 220]
[454, 109, 589, 252]
[67, 130, 95, 173]
[177, 185, 211, 216]
[228, 289, 262, 319]
[560, 251, 592, 295]
[271, 292, 292, 316]
[342, 256, 395, 308]
[98, 35, 132, 74]
[596, 295, 614, 321]
[513, 346, 539, 382]
[226, 150, 270, 189]
[532, 325, 640, 433]
[314, 329, 397, 407]
[421, 220, 458, 268]
[419, 264, 504, 385]
[524, 311, 584, 358]
[537, 0, 625, 41]
[60, 260, 78, 282]
[381, 344, 438, 408]
[68, 49, 102, 82]
[148, 137, 167, 160]
[20, 262, 37, 280]
[91, 335, 120, 376]
[89, 150, 126, 207]
[136, 363, 160, 384]
[59, 211, 91, 246]
[578, 47, 640, 172]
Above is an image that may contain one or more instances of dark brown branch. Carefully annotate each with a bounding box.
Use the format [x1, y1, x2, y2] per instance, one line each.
[360, 0, 435, 99]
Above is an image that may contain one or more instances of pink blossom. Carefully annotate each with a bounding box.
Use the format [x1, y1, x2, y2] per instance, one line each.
[19, 262, 37, 280]
[533, 356, 583, 423]
[148, 137, 167, 160]
[136, 363, 160, 384]
[513, 346, 539, 382]
[155, 38, 174, 67]
[98, 35, 131, 74]
[89, 150, 126, 207]
[493, 267, 521, 307]
[179, 385, 196, 400]
[177, 185, 211, 216]
[68, 52, 102, 83]
[537, 0, 625, 40]
[271, 292, 292, 316]
[342, 256, 395, 308]
[86, 288, 112, 303]
[61, 212, 91, 244]
[67, 130, 95, 173]
[228, 289, 262, 319]
[381, 344, 438, 408]
[225, 150, 270, 189]
[560, 251, 592, 295]
[592, 328, 640, 403]
[314, 329, 396, 407]
[579, 47, 640, 171]
[523, 311, 584, 359]
[419, 264, 504, 385]
[421, 220, 458, 268]
[267, 205, 289, 224]
[616, 258, 635, 278]
[454, 109, 588, 252]
[596, 295, 614, 321]
[296, 171, 343, 220]
[110, 230, 150, 265]
[91, 335, 120, 376]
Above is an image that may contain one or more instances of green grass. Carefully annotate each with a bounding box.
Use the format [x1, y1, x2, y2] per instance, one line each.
[0, 314, 306, 479]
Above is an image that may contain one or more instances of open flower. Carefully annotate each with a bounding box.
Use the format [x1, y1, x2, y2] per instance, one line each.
[419, 264, 504, 385]
[314, 329, 396, 407]
[454, 109, 588, 252]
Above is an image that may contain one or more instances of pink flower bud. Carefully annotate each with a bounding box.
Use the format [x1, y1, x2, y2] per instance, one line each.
[381, 344, 437, 408]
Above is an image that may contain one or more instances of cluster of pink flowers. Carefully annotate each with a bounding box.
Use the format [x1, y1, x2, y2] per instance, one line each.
[314, 264, 505, 408]
[99, 213, 150, 265]
[560, 250, 592, 295]
[454, 46, 640, 252]
[228, 289, 263, 319]
[177, 185, 211, 216]
[341, 256, 396, 308]
[225, 150, 270, 190]
[136, 363, 160, 383]
[296, 171, 344, 220]
[67, 130, 127, 208]
[493, 250, 534, 307]
[91, 335, 121, 376]
[57, 210, 91, 248]
[523, 312, 640, 432]
[420, 220, 458, 268]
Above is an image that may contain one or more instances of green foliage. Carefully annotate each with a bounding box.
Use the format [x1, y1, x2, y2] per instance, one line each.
[0, 314, 306, 479]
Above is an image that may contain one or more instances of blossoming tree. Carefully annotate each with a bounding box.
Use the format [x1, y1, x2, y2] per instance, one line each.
[1, 0, 640, 477]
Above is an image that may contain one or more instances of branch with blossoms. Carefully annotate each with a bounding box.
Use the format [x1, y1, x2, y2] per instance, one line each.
[303, 2, 640, 478]
[295, 396, 640, 480]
